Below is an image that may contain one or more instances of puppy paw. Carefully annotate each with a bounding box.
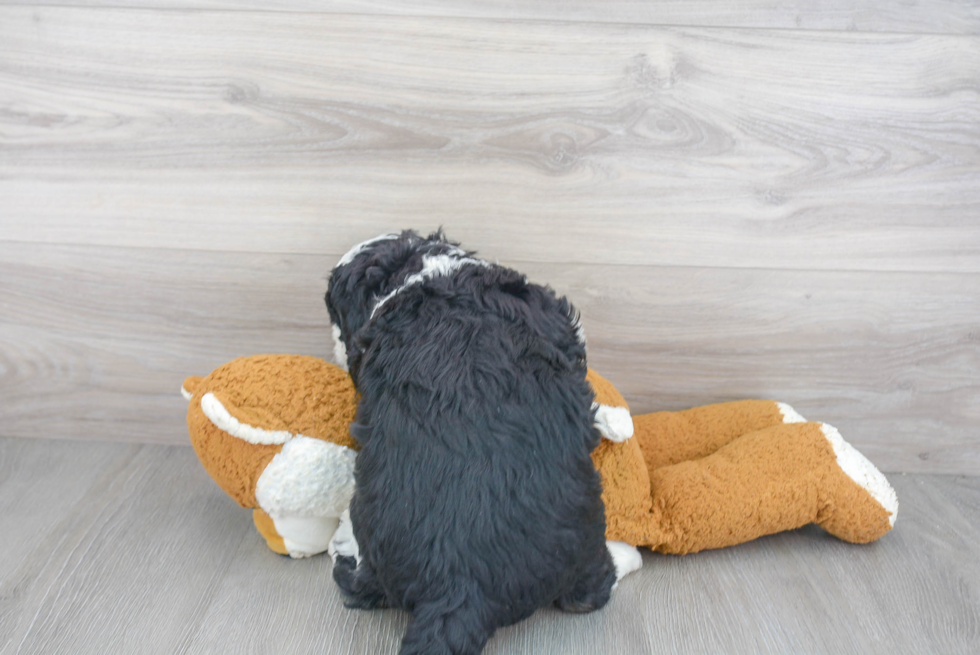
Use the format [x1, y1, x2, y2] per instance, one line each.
[332, 554, 388, 609]
[328, 509, 361, 564]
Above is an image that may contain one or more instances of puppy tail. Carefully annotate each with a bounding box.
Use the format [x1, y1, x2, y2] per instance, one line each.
[399, 593, 494, 655]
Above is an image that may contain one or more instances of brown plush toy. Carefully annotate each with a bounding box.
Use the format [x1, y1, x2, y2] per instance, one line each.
[183, 355, 898, 571]
[182, 355, 359, 558]
[586, 370, 897, 557]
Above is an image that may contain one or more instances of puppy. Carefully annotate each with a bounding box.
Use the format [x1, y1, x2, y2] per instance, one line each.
[325, 230, 616, 655]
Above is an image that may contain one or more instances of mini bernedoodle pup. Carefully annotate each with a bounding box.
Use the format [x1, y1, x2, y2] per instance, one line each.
[325, 230, 635, 655]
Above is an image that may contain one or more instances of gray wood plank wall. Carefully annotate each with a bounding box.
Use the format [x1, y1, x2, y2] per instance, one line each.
[1, 3, 978, 474]
[1, 1, 979, 34]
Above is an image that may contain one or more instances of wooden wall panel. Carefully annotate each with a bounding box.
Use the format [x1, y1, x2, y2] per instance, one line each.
[1, 9, 978, 272]
[2, 243, 976, 473]
[0, 1, 977, 34]
[0, 6, 977, 473]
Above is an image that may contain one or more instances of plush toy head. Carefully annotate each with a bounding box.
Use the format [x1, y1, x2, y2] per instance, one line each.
[183, 355, 360, 557]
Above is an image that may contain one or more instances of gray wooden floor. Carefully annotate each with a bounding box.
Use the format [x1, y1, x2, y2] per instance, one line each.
[0, 436, 977, 655]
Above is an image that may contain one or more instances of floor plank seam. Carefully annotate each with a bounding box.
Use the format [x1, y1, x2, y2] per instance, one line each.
[3, 239, 980, 277]
[0, 4, 976, 39]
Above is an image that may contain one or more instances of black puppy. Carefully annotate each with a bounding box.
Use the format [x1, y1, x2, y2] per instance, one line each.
[325, 230, 617, 655]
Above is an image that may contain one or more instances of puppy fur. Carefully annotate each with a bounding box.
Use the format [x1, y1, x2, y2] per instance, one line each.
[325, 230, 616, 655]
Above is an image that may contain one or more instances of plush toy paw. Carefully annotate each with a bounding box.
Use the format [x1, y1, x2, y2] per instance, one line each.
[252, 508, 288, 556]
[273, 515, 341, 558]
[251, 435, 354, 558]
[777, 402, 807, 423]
[816, 423, 898, 543]
[587, 369, 635, 442]
[593, 404, 634, 442]
[251, 507, 341, 558]
[773, 402, 898, 539]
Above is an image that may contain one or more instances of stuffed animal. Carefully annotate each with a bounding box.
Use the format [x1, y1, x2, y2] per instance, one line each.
[183, 355, 897, 566]
[182, 355, 359, 558]
[586, 370, 897, 554]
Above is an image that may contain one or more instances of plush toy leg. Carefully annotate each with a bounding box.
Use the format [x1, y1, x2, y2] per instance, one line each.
[252, 507, 340, 558]
[633, 399, 806, 472]
[272, 515, 340, 558]
[647, 422, 897, 555]
[813, 423, 899, 543]
[252, 508, 288, 555]
[252, 508, 342, 558]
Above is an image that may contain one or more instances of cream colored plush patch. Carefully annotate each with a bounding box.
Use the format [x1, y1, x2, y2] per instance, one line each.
[593, 404, 634, 442]
[255, 435, 357, 519]
[273, 515, 341, 559]
[820, 423, 899, 527]
[200, 392, 293, 445]
[777, 402, 807, 423]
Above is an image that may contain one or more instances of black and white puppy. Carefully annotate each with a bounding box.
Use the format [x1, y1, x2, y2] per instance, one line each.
[325, 230, 637, 655]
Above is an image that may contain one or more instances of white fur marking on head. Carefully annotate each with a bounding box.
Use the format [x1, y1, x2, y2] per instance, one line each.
[200, 392, 293, 445]
[819, 423, 899, 527]
[606, 540, 642, 587]
[332, 323, 348, 371]
[255, 435, 357, 519]
[370, 253, 490, 319]
[272, 515, 340, 559]
[337, 233, 399, 267]
[572, 317, 587, 345]
[180, 385, 193, 401]
[777, 402, 807, 423]
[593, 403, 634, 442]
[328, 508, 361, 565]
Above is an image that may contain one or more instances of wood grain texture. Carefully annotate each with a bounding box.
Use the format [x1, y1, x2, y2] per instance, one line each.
[0, 438, 252, 655]
[1, 438, 977, 654]
[0, 1, 978, 34]
[2, 242, 977, 474]
[1, 8, 979, 272]
[0, 438, 123, 593]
